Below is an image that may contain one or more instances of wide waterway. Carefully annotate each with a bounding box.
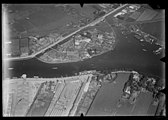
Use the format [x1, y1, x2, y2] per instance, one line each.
[6, 28, 164, 79]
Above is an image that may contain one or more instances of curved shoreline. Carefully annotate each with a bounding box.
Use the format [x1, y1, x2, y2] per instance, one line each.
[36, 49, 114, 64]
[5, 68, 161, 80]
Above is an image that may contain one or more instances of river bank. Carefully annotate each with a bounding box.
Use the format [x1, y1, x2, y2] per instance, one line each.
[6, 26, 164, 80]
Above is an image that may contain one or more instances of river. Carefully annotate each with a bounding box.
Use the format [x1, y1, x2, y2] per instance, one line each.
[6, 27, 164, 79]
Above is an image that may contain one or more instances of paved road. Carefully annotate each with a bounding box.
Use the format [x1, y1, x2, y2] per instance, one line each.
[4, 4, 129, 61]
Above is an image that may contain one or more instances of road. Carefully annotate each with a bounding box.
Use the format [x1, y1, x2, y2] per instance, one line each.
[122, 18, 164, 26]
[4, 4, 129, 61]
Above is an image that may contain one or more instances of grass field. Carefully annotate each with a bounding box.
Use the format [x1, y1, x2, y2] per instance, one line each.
[87, 73, 130, 116]
[86, 73, 157, 116]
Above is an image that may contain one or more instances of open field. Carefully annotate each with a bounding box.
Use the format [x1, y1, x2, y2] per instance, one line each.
[86, 73, 157, 116]
[87, 73, 130, 116]
[7, 4, 101, 38]
[6, 4, 100, 58]
[4, 4, 129, 60]
[3, 73, 93, 116]
[136, 8, 158, 21]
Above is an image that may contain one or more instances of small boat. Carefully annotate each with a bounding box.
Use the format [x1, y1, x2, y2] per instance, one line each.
[142, 49, 147, 51]
[52, 67, 58, 69]
[140, 39, 144, 41]
[8, 68, 13, 70]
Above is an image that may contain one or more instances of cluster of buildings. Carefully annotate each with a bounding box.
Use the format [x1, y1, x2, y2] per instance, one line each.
[95, 71, 118, 83]
[8, 4, 122, 59]
[112, 4, 163, 51]
[121, 73, 164, 105]
[129, 24, 159, 44]
[113, 4, 160, 27]
[38, 27, 116, 63]
[114, 5, 140, 19]
[114, 18, 163, 55]
[97, 4, 121, 13]
[114, 20, 161, 50]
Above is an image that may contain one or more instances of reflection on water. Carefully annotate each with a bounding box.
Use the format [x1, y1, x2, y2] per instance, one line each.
[7, 28, 163, 79]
